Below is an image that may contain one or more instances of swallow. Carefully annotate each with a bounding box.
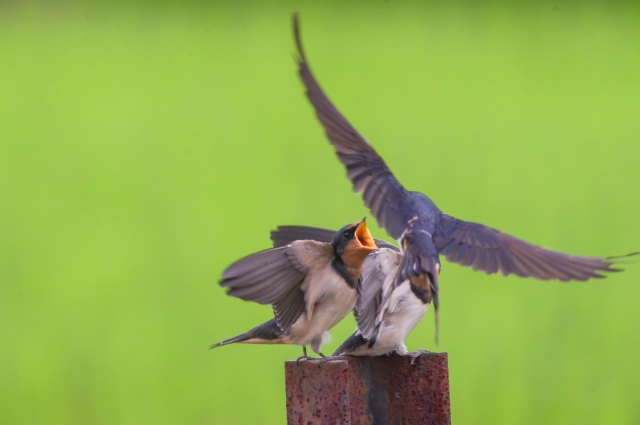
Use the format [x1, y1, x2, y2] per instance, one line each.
[272, 225, 432, 358]
[292, 14, 636, 339]
[213, 219, 378, 360]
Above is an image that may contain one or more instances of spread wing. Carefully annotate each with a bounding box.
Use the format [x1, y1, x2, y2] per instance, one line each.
[220, 240, 330, 332]
[271, 226, 336, 247]
[433, 214, 633, 280]
[355, 248, 403, 341]
[270, 225, 400, 251]
[293, 14, 411, 240]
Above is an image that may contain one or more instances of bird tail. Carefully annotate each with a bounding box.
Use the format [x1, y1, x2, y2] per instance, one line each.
[397, 232, 441, 344]
[332, 331, 371, 356]
[209, 319, 285, 349]
[210, 333, 252, 349]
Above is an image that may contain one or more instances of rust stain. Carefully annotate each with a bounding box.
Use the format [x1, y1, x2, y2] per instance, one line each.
[285, 352, 450, 425]
[285, 359, 351, 425]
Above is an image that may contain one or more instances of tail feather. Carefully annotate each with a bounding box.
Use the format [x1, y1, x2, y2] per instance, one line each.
[333, 331, 371, 356]
[210, 333, 252, 349]
[209, 319, 285, 349]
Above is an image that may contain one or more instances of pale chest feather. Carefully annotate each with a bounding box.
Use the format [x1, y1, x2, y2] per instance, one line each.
[289, 266, 357, 344]
[379, 283, 429, 343]
[303, 261, 357, 320]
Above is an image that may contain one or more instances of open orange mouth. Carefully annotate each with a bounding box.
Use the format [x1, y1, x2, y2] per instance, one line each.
[355, 218, 378, 250]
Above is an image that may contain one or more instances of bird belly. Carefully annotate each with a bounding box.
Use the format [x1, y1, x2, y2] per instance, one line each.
[372, 290, 430, 354]
[288, 274, 357, 347]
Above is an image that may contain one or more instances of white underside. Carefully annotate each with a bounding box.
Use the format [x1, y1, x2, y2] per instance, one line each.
[285, 266, 357, 353]
[348, 281, 429, 356]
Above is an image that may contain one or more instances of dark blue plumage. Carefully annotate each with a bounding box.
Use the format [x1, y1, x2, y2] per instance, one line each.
[292, 14, 633, 338]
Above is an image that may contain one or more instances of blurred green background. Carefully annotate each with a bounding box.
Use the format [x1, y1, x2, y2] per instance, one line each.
[1, 1, 639, 424]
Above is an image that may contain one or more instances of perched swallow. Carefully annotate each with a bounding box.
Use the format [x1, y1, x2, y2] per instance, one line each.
[213, 219, 377, 360]
[292, 14, 635, 339]
[272, 226, 432, 358]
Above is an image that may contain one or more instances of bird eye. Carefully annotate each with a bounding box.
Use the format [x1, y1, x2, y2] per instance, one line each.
[343, 230, 352, 239]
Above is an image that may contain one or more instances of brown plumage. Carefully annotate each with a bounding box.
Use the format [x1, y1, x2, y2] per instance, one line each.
[215, 219, 377, 358]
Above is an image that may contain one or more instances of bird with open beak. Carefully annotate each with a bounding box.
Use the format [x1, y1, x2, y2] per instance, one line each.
[212, 219, 378, 360]
[271, 226, 433, 359]
[292, 14, 636, 341]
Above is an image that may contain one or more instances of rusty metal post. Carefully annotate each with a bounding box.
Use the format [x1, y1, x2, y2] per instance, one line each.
[285, 352, 450, 425]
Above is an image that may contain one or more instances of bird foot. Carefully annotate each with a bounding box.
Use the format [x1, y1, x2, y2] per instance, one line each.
[312, 354, 341, 368]
[407, 349, 431, 365]
[296, 355, 314, 365]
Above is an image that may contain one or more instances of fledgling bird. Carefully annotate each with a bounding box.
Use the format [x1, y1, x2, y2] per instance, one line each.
[212, 219, 378, 360]
[292, 14, 636, 339]
[272, 226, 433, 358]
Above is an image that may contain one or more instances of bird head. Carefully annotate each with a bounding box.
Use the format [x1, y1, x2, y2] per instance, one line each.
[332, 218, 378, 268]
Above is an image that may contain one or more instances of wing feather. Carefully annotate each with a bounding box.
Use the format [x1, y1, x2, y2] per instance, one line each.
[220, 241, 330, 332]
[292, 14, 410, 240]
[354, 248, 403, 341]
[270, 225, 400, 251]
[434, 214, 631, 281]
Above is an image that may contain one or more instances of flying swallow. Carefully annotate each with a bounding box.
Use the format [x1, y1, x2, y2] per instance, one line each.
[213, 219, 377, 360]
[292, 14, 636, 339]
[272, 225, 432, 358]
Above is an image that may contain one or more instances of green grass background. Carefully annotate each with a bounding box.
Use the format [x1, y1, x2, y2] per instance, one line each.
[1, 1, 639, 424]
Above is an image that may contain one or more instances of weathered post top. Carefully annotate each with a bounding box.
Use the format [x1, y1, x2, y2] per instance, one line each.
[285, 352, 450, 425]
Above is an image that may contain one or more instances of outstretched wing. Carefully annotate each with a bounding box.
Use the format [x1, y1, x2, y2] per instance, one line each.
[220, 241, 328, 332]
[433, 214, 632, 281]
[355, 248, 403, 341]
[270, 225, 336, 247]
[270, 225, 400, 251]
[293, 14, 411, 240]
[221, 247, 304, 303]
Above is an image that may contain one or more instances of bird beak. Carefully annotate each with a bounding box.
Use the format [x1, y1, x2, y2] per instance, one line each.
[355, 218, 377, 251]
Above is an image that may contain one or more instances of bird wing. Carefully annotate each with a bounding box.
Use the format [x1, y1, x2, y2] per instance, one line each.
[270, 225, 400, 251]
[293, 15, 411, 240]
[271, 226, 336, 247]
[355, 248, 403, 340]
[433, 214, 630, 280]
[287, 240, 337, 321]
[220, 241, 330, 332]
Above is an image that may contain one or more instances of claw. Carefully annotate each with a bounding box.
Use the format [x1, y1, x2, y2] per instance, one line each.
[407, 349, 431, 365]
[296, 355, 312, 365]
[312, 353, 343, 368]
[315, 352, 327, 368]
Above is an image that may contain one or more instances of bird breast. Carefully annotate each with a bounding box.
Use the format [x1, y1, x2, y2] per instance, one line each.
[375, 282, 430, 349]
[288, 265, 358, 346]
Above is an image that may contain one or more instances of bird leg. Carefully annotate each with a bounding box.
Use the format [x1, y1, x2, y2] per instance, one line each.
[296, 346, 313, 365]
[314, 352, 328, 368]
